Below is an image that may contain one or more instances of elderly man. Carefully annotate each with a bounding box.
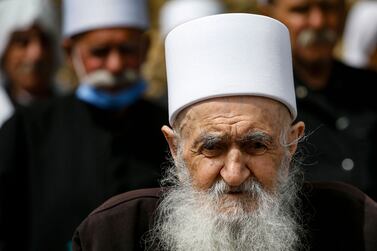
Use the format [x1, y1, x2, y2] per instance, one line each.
[258, 0, 377, 200]
[0, 0, 167, 250]
[72, 14, 377, 251]
[0, 0, 58, 107]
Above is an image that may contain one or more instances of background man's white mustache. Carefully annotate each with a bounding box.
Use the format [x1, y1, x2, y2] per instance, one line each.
[81, 69, 138, 88]
[297, 29, 337, 47]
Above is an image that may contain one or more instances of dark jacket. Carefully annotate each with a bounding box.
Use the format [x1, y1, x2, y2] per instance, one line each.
[0, 94, 168, 251]
[295, 60, 377, 200]
[73, 182, 377, 251]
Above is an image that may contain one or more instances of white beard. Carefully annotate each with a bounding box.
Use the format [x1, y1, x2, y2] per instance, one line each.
[146, 154, 306, 251]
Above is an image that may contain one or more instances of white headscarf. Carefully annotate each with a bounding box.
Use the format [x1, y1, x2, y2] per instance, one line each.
[159, 0, 226, 38]
[0, 85, 14, 127]
[342, 1, 377, 68]
[0, 0, 57, 62]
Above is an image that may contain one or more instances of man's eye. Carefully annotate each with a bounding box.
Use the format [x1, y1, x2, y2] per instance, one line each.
[201, 143, 224, 157]
[118, 44, 138, 55]
[320, 2, 338, 12]
[12, 36, 30, 48]
[244, 142, 268, 155]
[90, 47, 110, 58]
[290, 5, 310, 14]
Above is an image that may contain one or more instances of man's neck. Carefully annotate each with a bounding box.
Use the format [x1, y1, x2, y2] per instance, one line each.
[11, 85, 53, 105]
[293, 58, 333, 90]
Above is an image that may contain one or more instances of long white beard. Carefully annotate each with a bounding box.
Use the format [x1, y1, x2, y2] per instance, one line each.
[146, 154, 306, 251]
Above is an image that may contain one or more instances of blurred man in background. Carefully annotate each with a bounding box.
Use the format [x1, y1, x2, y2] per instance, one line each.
[0, 0, 59, 107]
[259, 0, 377, 200]
[0, 0, 167, 250]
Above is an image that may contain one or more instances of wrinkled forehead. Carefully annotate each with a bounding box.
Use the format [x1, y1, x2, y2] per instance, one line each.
[175, 96, 291, 135]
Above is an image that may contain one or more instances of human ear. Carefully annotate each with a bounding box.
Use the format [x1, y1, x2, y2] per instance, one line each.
[62, 38, 74, 65]
[139, 31, 150, 64]
[161, 125, 178, 160]
[287, 121, 305, 156]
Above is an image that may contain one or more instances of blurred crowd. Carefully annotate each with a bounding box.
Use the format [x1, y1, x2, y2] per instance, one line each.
[0, 0, 376, 250]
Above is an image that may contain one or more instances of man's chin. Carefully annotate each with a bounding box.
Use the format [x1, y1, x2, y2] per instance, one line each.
[297, 46, 334, 64]
[17, 76, 48, 90]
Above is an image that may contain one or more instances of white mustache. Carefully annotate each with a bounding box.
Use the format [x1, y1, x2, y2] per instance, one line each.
[297, 29, 337, 47]
[81, 69, 138, 88]
[209, 178, 263, 199]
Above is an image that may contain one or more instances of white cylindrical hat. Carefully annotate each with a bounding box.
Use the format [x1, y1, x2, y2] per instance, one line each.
[165, 13, 296, 125]
[159, 0, 225, 38]
[63, 0, 149, 38]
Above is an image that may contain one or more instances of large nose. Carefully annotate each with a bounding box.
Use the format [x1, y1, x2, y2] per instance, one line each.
[26, 37, 44, 62]
[106, 50, 125, 75]
[308, 6, 326, 30]
[220, 147, 251, 187]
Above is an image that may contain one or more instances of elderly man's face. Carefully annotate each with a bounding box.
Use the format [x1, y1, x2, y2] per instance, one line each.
[66, 28, 146, 90]
[2, 25, 54, 94]
[157, 97, 305, 250]
[163, 96, 304, 196]
[264, 0, 344, 65]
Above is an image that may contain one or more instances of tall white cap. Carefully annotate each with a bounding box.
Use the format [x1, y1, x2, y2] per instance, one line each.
[159, 0, 225, 38]
[165, 13, 296, 125]
[0, 0, 57, 60]
[63, 0, 149, 38]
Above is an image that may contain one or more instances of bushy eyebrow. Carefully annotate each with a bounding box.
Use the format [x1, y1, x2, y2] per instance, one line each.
[192, 133, 227, 149]
[237, 131, 273, 145]
[192, 131, 273, 149]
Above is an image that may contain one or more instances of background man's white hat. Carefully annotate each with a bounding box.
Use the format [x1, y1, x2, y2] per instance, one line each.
[342, 1, 377, 68]
[63, 0, 149, 38]
[159, 0, 225, 38]
[165, 13, 296, 125]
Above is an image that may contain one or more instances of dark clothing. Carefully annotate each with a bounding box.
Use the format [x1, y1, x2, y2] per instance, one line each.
[72, 182, 377, 251]
[295, 60, 377, 200]
[3, 80, 57, 107]
[0, 94, 168, 251]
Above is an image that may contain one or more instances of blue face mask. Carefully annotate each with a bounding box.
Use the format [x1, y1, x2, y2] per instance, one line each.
[76, 81, 146, 110]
